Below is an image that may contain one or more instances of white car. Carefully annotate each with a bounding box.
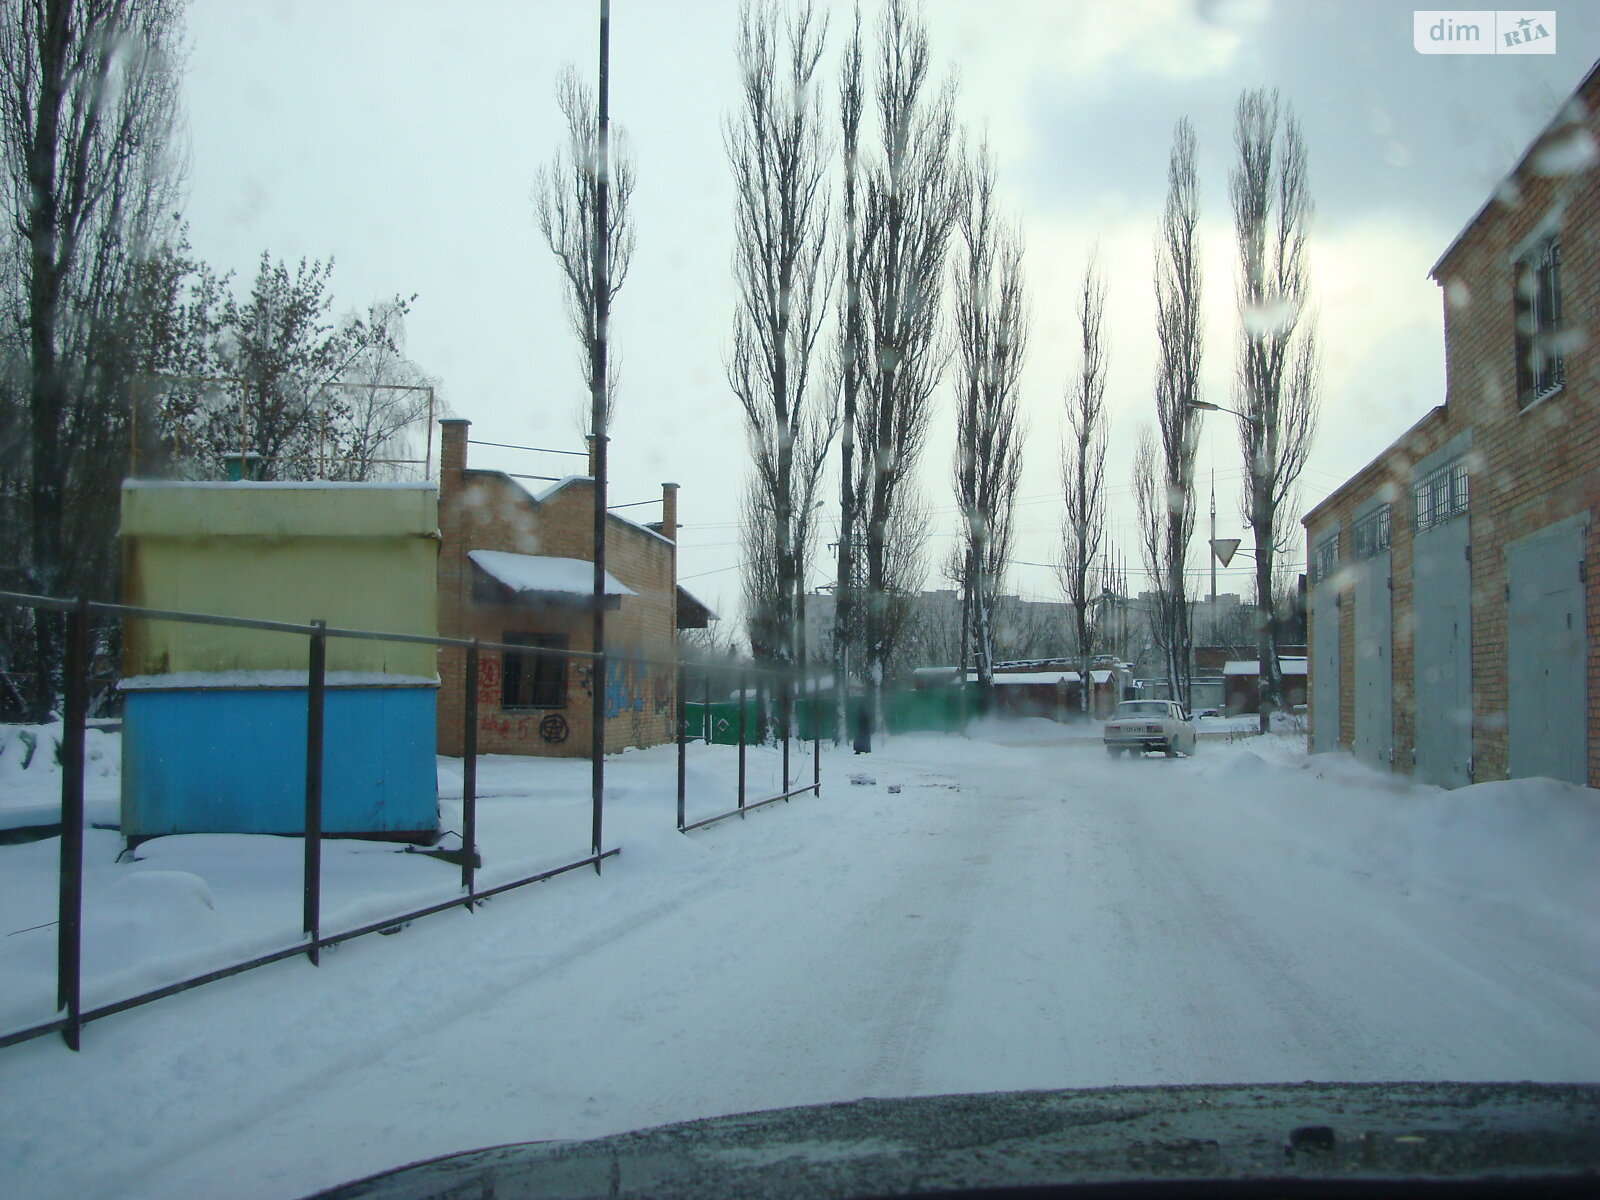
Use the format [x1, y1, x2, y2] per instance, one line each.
[1103, 700, 1197, 758]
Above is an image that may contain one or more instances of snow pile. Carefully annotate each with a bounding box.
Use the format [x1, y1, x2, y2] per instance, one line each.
[1190, 741, 1600, 951]
[0, 722, 120, 831]
[1405, 777, 1600, 927]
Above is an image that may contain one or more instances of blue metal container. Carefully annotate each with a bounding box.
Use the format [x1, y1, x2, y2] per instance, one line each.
[122, 685, 439, 841]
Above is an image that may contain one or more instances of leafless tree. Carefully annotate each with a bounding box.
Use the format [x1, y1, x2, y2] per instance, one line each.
[1230, 88, 1319, 731]
[1141, 118, 1204, 708]
[331, 302, 441, 481]
[727, 0, 836, 681]
[1060, 250, 1108, 710]
[1, 0, 185, 717]
[852, 0, 961, 745]
[830, 5, 864, 740]
[949, 142, 1026, 702]
[534, 63, 636, 434]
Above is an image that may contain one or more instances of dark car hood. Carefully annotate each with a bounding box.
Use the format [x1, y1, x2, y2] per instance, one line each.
[309, 1081, 1600, 1200]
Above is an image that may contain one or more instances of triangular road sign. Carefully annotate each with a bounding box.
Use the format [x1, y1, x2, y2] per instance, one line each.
[1210, 538, 1242, 567]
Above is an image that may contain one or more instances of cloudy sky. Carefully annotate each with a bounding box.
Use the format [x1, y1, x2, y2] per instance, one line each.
[179, 0, 1598, 624]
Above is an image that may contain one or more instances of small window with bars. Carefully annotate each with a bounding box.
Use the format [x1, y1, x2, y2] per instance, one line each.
[1513, 235, 1564, 408]
[501, 633, 568, 709]
[1311, 533, 1339, 584]
[1413, 459, 1468, 533]
[1351, 505, 1391, 559]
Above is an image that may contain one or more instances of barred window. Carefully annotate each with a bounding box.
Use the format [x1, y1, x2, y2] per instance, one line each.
[1351, 505, 1391, 559]
[502, 633, 567, 709]
[1514, 235, 1564, 408]
[1414, 458, 1468, 533]
[1311, 533, 1339, 583]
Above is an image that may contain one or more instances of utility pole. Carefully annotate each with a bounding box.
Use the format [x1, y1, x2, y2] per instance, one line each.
[1209, 469, 1217, 605]
[589, 0, 611, 869]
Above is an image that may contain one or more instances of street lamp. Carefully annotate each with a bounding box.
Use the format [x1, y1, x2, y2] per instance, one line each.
[1185, 399, 1260, 425]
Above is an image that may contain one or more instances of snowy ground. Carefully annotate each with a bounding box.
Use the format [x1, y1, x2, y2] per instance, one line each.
[2, 722, 1598, 1200]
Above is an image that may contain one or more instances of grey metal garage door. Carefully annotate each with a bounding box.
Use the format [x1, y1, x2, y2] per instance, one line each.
[1507, 516, 1588, 786]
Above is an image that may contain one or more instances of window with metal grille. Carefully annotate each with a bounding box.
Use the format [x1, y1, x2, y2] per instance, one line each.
[501, 633, 567, 709]
[1352, 505, 1391, 559]
[1311, 533, 1339, 583]
[1413, 459, 1468, 533]
[1514, 235, 1564, 408]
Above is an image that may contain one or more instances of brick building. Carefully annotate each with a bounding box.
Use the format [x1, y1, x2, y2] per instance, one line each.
[436, 419, 708, 757]
[1303, 60, 1598, 788]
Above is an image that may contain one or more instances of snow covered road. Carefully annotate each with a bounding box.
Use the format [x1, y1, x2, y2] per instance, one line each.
[3, 726, 1598, 1200]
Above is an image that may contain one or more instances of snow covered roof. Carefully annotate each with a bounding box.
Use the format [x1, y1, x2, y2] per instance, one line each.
[676, 584, 717, 624]
[1090, 669, 1113, 684]
[121, 670, 439, 690]
[469, 550, 635, 597]
[970, 671, 1081, 685]
[1224, 658, 1309, 677]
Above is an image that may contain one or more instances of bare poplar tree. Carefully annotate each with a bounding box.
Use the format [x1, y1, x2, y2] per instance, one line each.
[727, 0, 835, 684]
[1144, 118, 1204, 707]
[853, 0, 961, 745]
[534, 63, 636, 433]
[1, 0, 185, 717]
[1231, 88, 1319, 732]
[1061, 251, 1108, 712]
[950, 142, 1026, 702]
[831, 6, 863, 740]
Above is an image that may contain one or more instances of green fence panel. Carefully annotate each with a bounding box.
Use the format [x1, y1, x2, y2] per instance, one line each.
[686, 685, 981, 746]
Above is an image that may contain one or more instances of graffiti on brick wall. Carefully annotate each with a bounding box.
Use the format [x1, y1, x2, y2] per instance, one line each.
[604, 654, 645, 720]
[478, 713, 536, 739]
[477, 655, 501, 704]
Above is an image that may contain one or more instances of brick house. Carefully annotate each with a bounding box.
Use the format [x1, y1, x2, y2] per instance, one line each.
[1303, 60, 1598, 788]
[435, 419, 709, 757]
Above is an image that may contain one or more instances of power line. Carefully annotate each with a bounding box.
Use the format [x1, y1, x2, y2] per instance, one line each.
[467, 438, 588, 458]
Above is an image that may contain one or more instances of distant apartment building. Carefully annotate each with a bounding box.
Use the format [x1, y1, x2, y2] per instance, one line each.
[1303, 61, 1598, 788]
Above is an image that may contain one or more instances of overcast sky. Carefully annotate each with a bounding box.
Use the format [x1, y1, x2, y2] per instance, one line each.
[179, 0, 1599, 624]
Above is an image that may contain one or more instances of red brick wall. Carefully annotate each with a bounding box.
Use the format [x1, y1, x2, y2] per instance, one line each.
[435, 422, 679, 758]
[1431, 68, 1598, 787]
[1305, 64, 1599, 786]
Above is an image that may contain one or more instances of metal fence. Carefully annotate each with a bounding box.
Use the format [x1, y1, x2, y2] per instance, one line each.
[675, 664, 822, 833]
[0, 590, 821, 1052]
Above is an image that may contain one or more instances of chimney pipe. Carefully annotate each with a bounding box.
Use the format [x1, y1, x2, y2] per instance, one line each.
[661, 482, 679, 542]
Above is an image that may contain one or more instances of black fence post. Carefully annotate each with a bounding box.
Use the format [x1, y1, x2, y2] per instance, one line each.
[462, 640, 479, 906]
[813, 710, 821, 798]
[737, 670, 747, 815]
[56, 597, 90, 1050]
[781, 669, 791, 799]
[702, 674, 711, 743]
[676, 662, 687, 831]
[303, 620, 326, 965]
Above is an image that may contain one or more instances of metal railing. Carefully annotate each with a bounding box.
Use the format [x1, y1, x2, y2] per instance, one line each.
[0, 589, 824, 1052]
[675, 665, 824, 833]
